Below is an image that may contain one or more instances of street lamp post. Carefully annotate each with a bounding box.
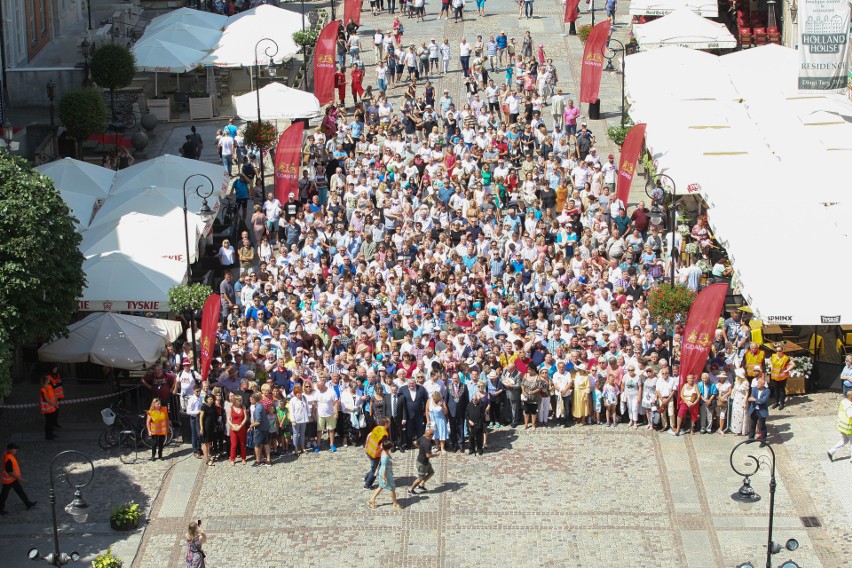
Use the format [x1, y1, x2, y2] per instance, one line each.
[254, 38, 279, 194]
[729, 440, 801, 568]
[182, 174, 216, 371]
[27, 450, 95, 567]
[646, 172, 677, 364]
[80, 39, 92, 87]
[46, 80, 57, 155]
[604, 37, 626, 128]
[86, 0, 92, 31]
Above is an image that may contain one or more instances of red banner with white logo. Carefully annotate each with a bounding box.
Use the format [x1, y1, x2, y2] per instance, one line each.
[580, 21, 611, 104]
[616, 123, 646, 207]
[314, 22, 339, 106]
[274, 121, 304, 205]
[344, 0, 361, 27]
[564, 0, 580, 22]
[678, 283, 728, 390]
[199, 293, 221, 382]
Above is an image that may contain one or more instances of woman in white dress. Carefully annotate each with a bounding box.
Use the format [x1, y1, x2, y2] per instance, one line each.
[729, 368, 750, 436]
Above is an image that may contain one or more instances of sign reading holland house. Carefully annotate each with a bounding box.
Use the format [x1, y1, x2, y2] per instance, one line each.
[798, 0, 851, 91]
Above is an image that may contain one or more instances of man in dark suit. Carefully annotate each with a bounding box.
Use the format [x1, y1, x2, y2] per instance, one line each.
[747, 375, 770, 446]
[446, 373, 469, 452]
[384, 383, 409, 451]
[401, 378, 428, 447]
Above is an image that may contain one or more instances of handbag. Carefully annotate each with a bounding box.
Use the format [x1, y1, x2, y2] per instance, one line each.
[246, 428, 255, 449]
[358, 410, 367, 429]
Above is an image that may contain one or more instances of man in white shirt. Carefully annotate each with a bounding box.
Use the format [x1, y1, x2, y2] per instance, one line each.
[219, 135, 235, 176]
[176, 359, 201, 410]
[602, 153, 617, 191]
[186, 384, 204, 458]
[655, 367, 678, 431]
[314, 378, 340, 452]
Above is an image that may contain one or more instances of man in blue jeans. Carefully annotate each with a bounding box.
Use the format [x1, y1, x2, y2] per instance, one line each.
[186, 385, 203, 459]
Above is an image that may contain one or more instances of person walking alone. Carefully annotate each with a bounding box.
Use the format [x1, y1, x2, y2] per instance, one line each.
[185, 521, 206, 568]
[828, 389, 852, 462]
[0, 443, 37, 515]
[364, 418, 390, 489]
[409, 428, 440, 494]
[368, 440, 402, 509]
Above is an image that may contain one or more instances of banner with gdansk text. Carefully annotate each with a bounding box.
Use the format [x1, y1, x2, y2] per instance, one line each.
[678, 283, 728, 390]
[314, 22, 339, 105]
[580, 21, 611, 104]
[798, 0, 851, 92]
[616, 123, 646, 207]
[274, 121, 304, 205]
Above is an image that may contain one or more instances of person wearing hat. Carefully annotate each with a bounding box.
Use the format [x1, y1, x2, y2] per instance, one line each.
[602, 153, 617, 192]
[176, 358, 201, 411]
[730, 367, 750, 436]
[715, 371, 732, 435]
[0, 443, 37, 514]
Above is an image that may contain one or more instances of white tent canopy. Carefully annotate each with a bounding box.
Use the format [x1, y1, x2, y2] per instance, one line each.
[79, 252, 187, 313]
[110, 154, 229, 198]
[36, 158, 115, 230]
[633, 9, 736, 49]
[625, 44, 852, 323]
[204, 5, 301, 67]
[233, 83, 321, 120]
[38, 313, 182, 370]
[630, 0, 718, 17]
[89, 185, 212, 233]
[81, 211, 204, 264]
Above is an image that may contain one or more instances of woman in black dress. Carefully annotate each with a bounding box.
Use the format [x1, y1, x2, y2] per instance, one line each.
[199, 394, 216, 466]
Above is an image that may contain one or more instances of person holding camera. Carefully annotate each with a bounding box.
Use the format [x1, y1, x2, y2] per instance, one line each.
[185, 521, 206, 568]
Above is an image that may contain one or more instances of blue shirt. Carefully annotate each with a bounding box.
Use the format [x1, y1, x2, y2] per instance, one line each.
[252, 403, 269, 431]
[841, 364, 852, 387]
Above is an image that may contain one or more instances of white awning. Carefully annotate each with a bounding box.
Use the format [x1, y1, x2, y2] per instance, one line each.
[630, 0, 718, 17]
[633, 9, 736, 50]
[233, 82, 321, 120]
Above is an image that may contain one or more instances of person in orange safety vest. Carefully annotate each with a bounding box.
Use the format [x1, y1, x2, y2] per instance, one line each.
[47, 365, 64, 429]
[0, 443, 37, 515]
[39, 375, 59, 440]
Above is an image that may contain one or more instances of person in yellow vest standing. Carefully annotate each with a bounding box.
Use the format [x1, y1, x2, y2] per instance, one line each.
[39, 375, 59, 440]
[0, 443, 37, 515]
[743, 342, 765, 381]
[827, 390, 852, 462]
[769, 343, 795, 411]
[364, 417, 390, 490]
[146, 398, 169, 461]
[47, 365, 64, 429]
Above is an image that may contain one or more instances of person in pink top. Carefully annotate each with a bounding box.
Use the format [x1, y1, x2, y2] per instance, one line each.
[563, 99, 580, 137]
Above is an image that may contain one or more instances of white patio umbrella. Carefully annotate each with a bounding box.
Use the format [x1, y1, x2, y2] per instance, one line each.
[143, 22, 222, 53]
[38, 312, 182, 370]
[111, 154, 229, 199]
[132, 38, 208, 94]
[148, 7, 227, 33]
[80, 211, 204, 264]
[204, 4, 301, 67]
[233, 83, 321, 120]
[37, 158, 115, 230]
[79, 252, 187, 313]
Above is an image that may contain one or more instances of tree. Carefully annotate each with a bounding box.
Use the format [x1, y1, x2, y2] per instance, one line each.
[90, 44, 136, 118]
[58, 89, 107, 159]
[0, 152, 85, 401]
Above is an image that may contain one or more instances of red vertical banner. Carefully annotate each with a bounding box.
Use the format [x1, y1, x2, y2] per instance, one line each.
[564, 0, 579, 22]
[199, 293, 221, 382]
[678, 283, 729, 389]
[580, 21, 611, 104]
[615, 123, 646, 207]
[344, 0, 361, 27]
[314, 21, 339, 106]
[274, 121, 304, 205]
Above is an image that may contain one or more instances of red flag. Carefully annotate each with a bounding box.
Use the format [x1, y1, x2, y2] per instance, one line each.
[678, 283, 728, 389]
[314, 22, 339, 106]
[564, 0, 580, 22]
[344, 0, 361, 27]
[199, 293, 221, 383]
[274, 121, 304, 205]
[580, 21, 611, 104]
[616, 123, 646, 207]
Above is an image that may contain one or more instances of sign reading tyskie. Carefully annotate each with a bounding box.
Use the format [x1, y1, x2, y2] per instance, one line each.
[798, 0, 851, 91]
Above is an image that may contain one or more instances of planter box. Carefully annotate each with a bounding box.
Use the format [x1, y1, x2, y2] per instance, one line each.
[148, 98, 171, 122]
[189, 96, 214, 120]
[110, 518, 139, 532]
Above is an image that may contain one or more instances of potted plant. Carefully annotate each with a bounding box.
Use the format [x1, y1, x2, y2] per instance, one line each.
[110, 502, 141, 531]
[243, 120, 278, 156]
[790, 356, 813, 380]
[188, 90, 213, 120]
[606, 122, 634, 148]
[92, 548, 123, 568]
[578, 25, 593, 44]
[647, 284, 696, 334]
[168, 283, 212, 322]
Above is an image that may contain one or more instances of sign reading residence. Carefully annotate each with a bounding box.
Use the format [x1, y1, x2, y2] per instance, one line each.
[798, 0, 851, 91]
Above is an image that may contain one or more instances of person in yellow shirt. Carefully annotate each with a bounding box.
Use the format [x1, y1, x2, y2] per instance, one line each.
[769, 343, 795, 410]
[363, 418, 389, 490]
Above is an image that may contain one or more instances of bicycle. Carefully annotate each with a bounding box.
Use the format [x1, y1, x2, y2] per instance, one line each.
[100, 402, 175, 452]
